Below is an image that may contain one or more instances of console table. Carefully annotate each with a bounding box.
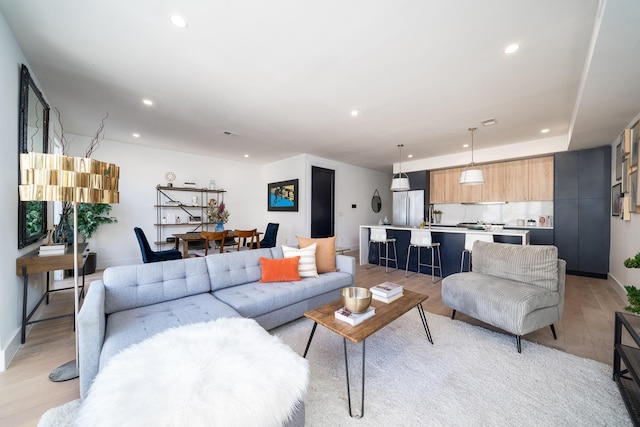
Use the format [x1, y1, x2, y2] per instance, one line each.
[16, 243, 88, 344]
[613, 311, 640, 425]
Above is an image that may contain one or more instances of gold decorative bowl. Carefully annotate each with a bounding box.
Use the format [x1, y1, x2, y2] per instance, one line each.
[341, 287, 372, 314]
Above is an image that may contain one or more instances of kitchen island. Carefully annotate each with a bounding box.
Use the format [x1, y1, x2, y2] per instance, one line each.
[359, 225, 530, 278]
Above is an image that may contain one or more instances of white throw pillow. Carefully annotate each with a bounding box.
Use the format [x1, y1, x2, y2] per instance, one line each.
[282, 243, 319, 278]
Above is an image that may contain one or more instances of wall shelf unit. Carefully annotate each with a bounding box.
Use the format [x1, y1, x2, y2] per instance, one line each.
[155, 186, 226, 249]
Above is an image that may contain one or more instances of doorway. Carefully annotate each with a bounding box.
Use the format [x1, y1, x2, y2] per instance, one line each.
[311, 166, 335, 238]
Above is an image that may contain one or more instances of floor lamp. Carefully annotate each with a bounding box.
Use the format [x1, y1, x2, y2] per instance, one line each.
[19, 152, 119, 382]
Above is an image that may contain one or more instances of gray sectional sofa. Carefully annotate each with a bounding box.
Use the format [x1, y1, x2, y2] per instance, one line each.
[78, 246, 355, 399]
[441, 241, 566, 352]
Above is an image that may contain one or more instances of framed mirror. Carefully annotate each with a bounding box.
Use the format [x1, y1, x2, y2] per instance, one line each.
[371, 189, 382, 213]
[18, 64, 49, 249]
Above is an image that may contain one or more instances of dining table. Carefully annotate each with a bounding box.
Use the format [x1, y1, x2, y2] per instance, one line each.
[173, 231, 263, 258]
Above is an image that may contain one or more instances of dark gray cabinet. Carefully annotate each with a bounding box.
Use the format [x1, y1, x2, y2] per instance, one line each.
[553, 146, 611, 278]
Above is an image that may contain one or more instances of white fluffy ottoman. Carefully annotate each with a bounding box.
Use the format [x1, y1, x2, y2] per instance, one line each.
[77, 318, 308, 427]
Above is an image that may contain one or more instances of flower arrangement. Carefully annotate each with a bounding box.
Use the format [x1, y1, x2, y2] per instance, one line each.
[206, 199, 229, 224]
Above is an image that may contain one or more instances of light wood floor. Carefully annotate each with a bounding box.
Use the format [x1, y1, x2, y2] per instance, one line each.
[0, 255, 628, 426]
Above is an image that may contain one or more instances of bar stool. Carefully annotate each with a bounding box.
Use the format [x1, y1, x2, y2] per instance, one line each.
[460, 232, 494, 272]
[405, 229, 442, 282]
[368, 227, 398, 273]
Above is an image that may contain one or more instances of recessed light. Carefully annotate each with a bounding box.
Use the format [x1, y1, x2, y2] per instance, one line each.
[407, 154, 413, 158]
[504, 43, 520, 54]
[541, 128, 550, 134]
[244, 154, 249, 158]
[170, 15, 188, 28]
[481, 118, 497, 127]
[463, 144, 469, 148]
[142, 99, 153, 106]
[351, 110, 359, 117]
[132, 133, 140, 138]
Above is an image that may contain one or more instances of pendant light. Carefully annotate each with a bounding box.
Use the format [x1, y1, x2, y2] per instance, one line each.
[390, 144, 410, 191]
[460, 127, 484, 185]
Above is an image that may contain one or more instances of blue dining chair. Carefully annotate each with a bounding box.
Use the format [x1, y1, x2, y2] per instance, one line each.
[134, 227, 182, 263]
[248, 223, 279, 249]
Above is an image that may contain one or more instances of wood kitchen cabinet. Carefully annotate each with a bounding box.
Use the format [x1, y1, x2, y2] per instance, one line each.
[476, 159, 530, 202]
[481, 162, 506, 202]
[505, 159, 529, 201]
[459, 168, 483, 203]
[528, 156, 554, 200]
[430, 155, 554, 204]
[430, 168, 460, 204]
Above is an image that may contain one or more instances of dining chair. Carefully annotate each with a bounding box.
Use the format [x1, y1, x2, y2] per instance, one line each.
[231, 229, 257, 251]
[248, 223, 279, 249]
[191, 230, 228, 256]
[134, 227, 182, 263]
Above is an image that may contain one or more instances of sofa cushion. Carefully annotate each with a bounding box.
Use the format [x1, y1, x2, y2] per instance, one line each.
[206, 248, 274, 291]
[100, 293, 240, 369]
[442, 272, 560, 333]
[213, 271, 353, 318]
[471, 241, 559, 291]
[297, 236, 337, 273]
[102, 257, 211, 314]
[282, 244, 319, 278]
[259, 256, 301, 283]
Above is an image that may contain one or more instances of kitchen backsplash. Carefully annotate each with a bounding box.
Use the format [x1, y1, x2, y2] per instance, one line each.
[433, 201, 554, 227]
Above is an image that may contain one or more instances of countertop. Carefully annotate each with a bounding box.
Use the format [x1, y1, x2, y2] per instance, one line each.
[361, 224, 529, 236]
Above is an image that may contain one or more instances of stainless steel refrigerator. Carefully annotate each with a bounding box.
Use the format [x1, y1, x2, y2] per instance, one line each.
[392, 190, 425, 227]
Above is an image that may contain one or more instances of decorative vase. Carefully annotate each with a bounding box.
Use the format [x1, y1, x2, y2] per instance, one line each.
[53, 214, 73, 245]
[215, 221, 224, 232]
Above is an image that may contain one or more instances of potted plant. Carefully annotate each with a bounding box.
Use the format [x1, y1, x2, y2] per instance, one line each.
[433, 210, 442, 224]
[71, 203, 117, 274]
[624, 252, 640, 314]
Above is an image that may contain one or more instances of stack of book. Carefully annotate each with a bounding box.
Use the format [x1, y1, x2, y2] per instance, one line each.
[38, 244, 67, 256]
[334, 306, 375, 326]
[370, 282, 403, 303]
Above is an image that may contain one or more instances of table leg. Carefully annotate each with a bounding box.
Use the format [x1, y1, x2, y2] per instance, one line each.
[343, 338, 366, 418]
[183, 241, 189, 258]
[417, 304, 433, 344]
[45, 271, 50, 304]
[21, 268, 28, 344]
[303, 322, 318, 358]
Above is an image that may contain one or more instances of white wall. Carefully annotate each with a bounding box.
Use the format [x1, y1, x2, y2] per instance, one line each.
[261, 154, 392, 249]
[65, 135, 263, 267]
[609, 112, 640, 295]
[0, 12, 49, 369]
[59, 139, 393, 266]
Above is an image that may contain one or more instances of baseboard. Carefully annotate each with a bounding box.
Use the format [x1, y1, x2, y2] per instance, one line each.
[0, 326, 22, 372]
[608, 273, 628, 301]
[0, 290, 56, 371]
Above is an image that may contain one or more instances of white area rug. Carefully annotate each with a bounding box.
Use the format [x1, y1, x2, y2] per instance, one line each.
[40, 312, 631, 426]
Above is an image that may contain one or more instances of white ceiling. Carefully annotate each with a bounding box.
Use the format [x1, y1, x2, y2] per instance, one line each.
[2, 0, 640, 172]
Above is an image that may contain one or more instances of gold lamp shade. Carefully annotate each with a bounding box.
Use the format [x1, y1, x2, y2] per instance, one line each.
[19, 152, 119, 204]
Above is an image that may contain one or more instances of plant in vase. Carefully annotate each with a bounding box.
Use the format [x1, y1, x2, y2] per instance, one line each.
[72, 203, 117, 242]
[206, 200, 230, 231]
[433, 210, 442, 224]
[624, 252, 640, 314]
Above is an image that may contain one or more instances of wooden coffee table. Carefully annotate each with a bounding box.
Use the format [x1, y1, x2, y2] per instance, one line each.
[303, 288, 432, 418]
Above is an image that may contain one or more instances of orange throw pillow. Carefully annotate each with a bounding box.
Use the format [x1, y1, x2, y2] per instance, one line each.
[297, 236, 337, 273]
[259, 257, 301, 283]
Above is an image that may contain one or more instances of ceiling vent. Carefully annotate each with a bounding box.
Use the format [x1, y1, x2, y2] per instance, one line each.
[481, 118, 497, 127]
